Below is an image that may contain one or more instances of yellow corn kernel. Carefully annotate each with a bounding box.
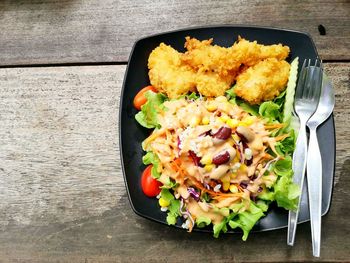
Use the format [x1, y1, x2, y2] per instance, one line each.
[238, 121, 248, 127]
[229, 184, 238, 193]
[201, 116, 210, 125]
[204, 164, 215, 172]
[232, 134, 240, 142]
[226, 118, 239, 128]
[201, 154, 212, 165]
[215, 96, 228, 102]
[230, 172, 237, 179]
[239, 164, 247, 172]
[189, 116, 200, 127]
[233, 154, 239, 163]
[217, 117, 225, 123]
[206, 103, 217, 112]
[221, 174, 230, 183]
[239, 116, 255, 126]
[217, 115, 229, 123]
[159, 197, 170, 207]
[221, 115, 230, 122]
[223, 181, 230, 191]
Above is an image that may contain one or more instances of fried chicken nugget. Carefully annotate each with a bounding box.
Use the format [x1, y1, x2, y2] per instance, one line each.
[232, 38, 290, 67]
[148, 38, 291, 100]
[148, 42, 233, 98]
[182, 37, 290, 78]
[234, 58, 291, 105]
[195, 71, 233, 97]
[148, 43, 196, 98]
[182, 37, 237, 78]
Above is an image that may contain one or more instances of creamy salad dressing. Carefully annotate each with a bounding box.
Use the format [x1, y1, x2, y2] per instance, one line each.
[143, 96, 285, 228]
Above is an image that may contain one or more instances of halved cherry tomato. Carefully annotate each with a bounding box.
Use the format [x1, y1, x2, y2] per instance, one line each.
[141, 165, 162, 197]
[133, 85, 157, 110]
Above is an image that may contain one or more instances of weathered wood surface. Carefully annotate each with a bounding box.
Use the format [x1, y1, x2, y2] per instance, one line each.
[0, 0, 349, 66]
[0, 63, 348, 262]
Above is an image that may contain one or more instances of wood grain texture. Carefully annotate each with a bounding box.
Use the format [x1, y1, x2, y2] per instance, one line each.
[0, 0, 349, 65]
[0, 63, 349, 262]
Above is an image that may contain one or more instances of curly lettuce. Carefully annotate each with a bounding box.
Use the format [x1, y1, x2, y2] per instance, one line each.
[135, 91, 167, 128]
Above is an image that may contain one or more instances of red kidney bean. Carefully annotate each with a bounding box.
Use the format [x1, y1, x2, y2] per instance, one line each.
[212, 150, 230, 165]
[199, 130, 212, 137]
[236, 126, 255, 142]
[240, 181, 249, 189]
[212, 126, 232, 140]
[188, 150, 203, 167]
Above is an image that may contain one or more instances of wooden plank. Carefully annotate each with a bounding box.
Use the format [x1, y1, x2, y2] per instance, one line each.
[0, 63, 348, 262]
[0, 0, 349, 65]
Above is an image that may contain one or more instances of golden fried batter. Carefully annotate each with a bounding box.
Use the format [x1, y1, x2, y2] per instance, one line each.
[148, 37, 291, 101]
[234, 58, 291, 104]
[182, 37, 237, 78]
[148, 43, 196, 98]
[148, 42, 233, 98]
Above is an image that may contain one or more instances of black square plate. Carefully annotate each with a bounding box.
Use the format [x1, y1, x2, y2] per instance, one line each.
[119, 25, 335, 233]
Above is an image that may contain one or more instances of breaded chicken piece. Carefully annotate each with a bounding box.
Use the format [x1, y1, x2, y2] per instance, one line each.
[234, 58, 291, 105]
[182, 37, 290, 78]
[232, 38, 290, 67]
[148, 43, 196, 98]
[148, 38, 291, 100]
[182, 37, 237, 78]
[195, 70, 233, 97]
[148, 42, 233, 98]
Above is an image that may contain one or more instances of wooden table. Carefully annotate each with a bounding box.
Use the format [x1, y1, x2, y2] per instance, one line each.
[0, 1, 349, 262]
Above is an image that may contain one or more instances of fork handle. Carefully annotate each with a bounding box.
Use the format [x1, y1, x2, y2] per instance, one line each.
[288, 122, 308, 246]
[306, 128, 322, 257]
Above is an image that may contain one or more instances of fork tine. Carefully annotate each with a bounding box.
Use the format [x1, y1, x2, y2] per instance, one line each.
[307, 59, 319, 99]
[310, 59, 321, 100]
[313, 60, 323, 101]
[303, 59, 312, 98]
[295, 59, 307, 99]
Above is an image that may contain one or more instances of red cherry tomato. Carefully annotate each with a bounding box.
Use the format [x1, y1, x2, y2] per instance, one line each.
[133, 85, 157, 110]
[141, 165, 162, 197]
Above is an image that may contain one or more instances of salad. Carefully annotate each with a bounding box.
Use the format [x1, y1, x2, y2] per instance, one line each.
[133, 38, 300, 240]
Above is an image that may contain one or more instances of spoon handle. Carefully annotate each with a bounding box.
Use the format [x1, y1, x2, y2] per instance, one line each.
[307, 128, 322, 257]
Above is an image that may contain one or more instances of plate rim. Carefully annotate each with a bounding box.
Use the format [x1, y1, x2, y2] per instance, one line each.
[118, 25, 335, 234]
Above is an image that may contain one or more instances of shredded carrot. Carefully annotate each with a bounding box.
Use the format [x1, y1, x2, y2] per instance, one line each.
[274, 133, 290, 141]
[264, 123, 285, 129]
[262, 152, 274, 160]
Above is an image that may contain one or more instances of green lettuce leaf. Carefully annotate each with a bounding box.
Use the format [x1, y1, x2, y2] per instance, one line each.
[228, 201, 265, 241]
[273, 174, 300, 211]
[259, 101, 281, 122]
[238, 101, 259, 116]
[186, 92, 200, 100]
[160, 189, 181, 225]
[160, 176, 178, 189]
[213, 220, 228, 238]
[225, 86, 237, 104]
[196, 216, 211, 228]
[275, 129, 296, 155]
[257, 189, 275, 201]
[273, 156, 293, 177]
[135, 91, 167, 128]
[273, 90, 287, 108]
[142, 151, 161, 179]
[256, 200, 269, 212]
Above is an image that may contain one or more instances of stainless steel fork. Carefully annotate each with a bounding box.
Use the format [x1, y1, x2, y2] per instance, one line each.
[306, 69, 334, 257]
[287, 59, 322, 246]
